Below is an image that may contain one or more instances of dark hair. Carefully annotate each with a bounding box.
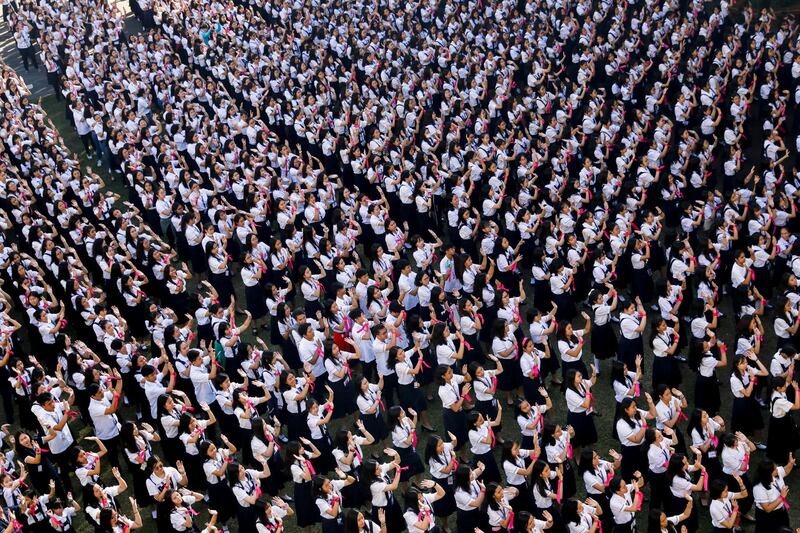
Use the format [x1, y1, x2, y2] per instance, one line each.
[709, 478, 728, 500]
[404, 486, 423, 513]
[454, 464, 472, 491]
[619, 397, 639, 428]
[756, 458, 777, 488]
[577, 447, 596, 474]
[342, 509, 363, 533]
[647, 508, 666, 533]
[226, 461, 242, 488]
[562, 499, 580, 525]
[386, 406, 404, 432]
[312, 475, 328, 498]
[610, 360, 629, 389]
[685, 409, 706, 441]
[666, 454, 687, 486]
[531, 460, 551, 497]
[425, 435, 448, 465]
[541, 421, 559, 448]
[434, 364, 451, 385]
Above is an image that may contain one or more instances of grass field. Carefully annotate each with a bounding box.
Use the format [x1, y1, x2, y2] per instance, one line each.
[28, 94, 800, 532]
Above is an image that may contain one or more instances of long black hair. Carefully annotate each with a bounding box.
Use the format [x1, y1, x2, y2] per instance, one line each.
[531, 460, 551, 497]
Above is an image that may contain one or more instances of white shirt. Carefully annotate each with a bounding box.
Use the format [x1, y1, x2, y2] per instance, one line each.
[616, 411, 647, 447]
[438, 375, 465, 409]
[565, 381, 593, 414]
[753, 467, 787, 511]
[231, 469, 261, 508]
[610, 485, 637, 524]
[619, 313, 642, 340]
[558, 331, 585, 363]
[369, 464, 397, 507]
[504, 449, 535, 486]
[454, 480, 482, 510]
[38, 404, 74, 454]
[720, 442, 749, 476]
[88, 392, 121, 440]
[710, 494, 737, 528]
[468, 421, 493, 455]
[771, 391, 793, 418]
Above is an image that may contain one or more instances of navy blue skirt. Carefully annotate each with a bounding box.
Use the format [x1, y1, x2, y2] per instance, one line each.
[567, 410, 598, 447]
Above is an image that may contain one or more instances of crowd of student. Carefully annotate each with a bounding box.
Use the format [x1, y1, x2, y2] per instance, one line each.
[0, 0, 797, 531]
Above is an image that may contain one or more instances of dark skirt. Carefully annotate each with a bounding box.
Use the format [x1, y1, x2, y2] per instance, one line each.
[397, 382, 426, 413]
[553, 292, 577, 323]
[631, 267, 654, 303]
[431, 480, 456, 517]
[532, 278, 553, 311]
[206, 481, 236, 524]
[462, 332, 485, 366]
[567, 411, 598, 447]
[496, 356, 521, 391]
[667, 493, 697, 531]
[731, 396, 763, 435]
[522, 374, 545, 405]
[617, 336, 644, 371]
[244, 283, 267, 320]
[591, 322, 618, 359]
[394, 445, 424, 481]
[443, 409, 468, 451]
[652, 355, 682, 389]
[269, 314, 282, 345]
[189, 244, 207, 274]
[534, 505, 564, 533]
[417, 347, 436, 386]
[340, 465, 364, 508]
[311, 435, 335, 474]
[456, 508, 483, 533]
[361, 410, 387, 442]
[294, 480, 320, 528]
[304, 298, 323, 320]
[197, 322, 214, 345]
[754, 506, 789, 533]
[550, 460, 576, 500]
[475, 398, 499, 426]
[620, 444, 644, 482]
[508, 481, 534, 514]
[182, 452, 207, 491]
[647, 470, 668, 511]
[328, 377, 356, 419]
[372, 499, 403, 531]
[541, 344, 561, 379]
[208, 271, 234, 308]
[286, 410, 311, 441]
[694, 373, 721, 416]
[767, 414, 800, 465]
[321, 517, 344, 533]
[159, 436, 182, 466]
[474, 450, 501, 484]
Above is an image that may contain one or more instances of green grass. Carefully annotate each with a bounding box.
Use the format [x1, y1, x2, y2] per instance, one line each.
[26, 94, 800, 532]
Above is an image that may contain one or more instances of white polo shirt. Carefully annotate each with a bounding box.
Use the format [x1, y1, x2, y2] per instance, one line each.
[88, 392, 121, 440]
